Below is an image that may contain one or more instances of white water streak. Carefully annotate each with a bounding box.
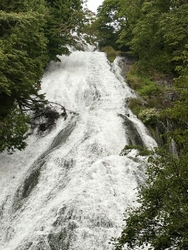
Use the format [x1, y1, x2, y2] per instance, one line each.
[0, 51, 157, 250]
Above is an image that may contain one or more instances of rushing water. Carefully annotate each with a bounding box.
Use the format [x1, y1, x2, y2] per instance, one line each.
[0, 50, 157, 250]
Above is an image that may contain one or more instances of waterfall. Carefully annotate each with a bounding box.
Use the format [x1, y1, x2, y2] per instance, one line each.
[0, 51, 157, 250]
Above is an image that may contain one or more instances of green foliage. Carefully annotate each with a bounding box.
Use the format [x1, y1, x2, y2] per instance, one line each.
[127, 66, 161, 96]
[101, 46, 120, 62]
[0, 6, 48, 152]
[0, 0, 84, 152]
[138, 108, 159, 125]
[114, 61, 188, 250]
[138, 82, 160, 97]
[113, 147, 188, 249]
[120, 145, 153, 156]
[0, 0, 46, 12]
[126, 66, 164, 112]
[45, 0, 84, 61]
[161, 74, 188, 150]
[126, 65, 177, 124]
[116, 0, 144, 52]
[94, 0, 121, 48]
[158, 3, 188, 74]
[128, 98, 143, 117]
[0, 13, 48, 109]
[0, 106, 28, 153]
[80, 8, 98, 45]
[96, 0, 188, 74]
[126, 66, 144, 90]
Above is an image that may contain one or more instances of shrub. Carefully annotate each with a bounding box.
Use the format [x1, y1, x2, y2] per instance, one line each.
[138, 108, 159, 125]
[101, 46, 120, 62]
[127, 65, 162, 97]
[128, 98, 143, 116]
[126, 66, 144, 90]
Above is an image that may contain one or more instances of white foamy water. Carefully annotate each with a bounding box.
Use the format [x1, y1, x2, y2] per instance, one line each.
[0, 51, 157, 250]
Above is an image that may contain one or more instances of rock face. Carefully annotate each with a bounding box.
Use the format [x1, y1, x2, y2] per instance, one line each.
[118, 114, 146, 147]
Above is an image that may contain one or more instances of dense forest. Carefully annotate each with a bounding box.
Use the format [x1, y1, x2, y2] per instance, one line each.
[0, 0, 188, 249]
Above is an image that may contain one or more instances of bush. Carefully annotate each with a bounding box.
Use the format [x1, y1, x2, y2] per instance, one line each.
[127, 65, 162, 97]
[138, 81, 161, 96]
[126, 66, 144, 90]
[128, 98, 143, 116]
[138, 108, 159, 125]
[101, 46, 120, 62]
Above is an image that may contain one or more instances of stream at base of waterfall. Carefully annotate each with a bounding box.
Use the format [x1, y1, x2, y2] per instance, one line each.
[0, 50, 157, 250]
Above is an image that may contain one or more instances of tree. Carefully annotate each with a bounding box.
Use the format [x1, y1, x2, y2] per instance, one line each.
[157, 2, 188, 74]
[117, 0, 144, 51]
[113, 147, 188, 249]
[94, 0, 121, 48]
[95, 0, 188, 74]
[0, 8, 48, 152]
[79, 8, 98, 45]
[44, 0, 84, 60]
[118, 0, 188, 73]
[0, 106, 29, 153]
[0, 0, 84, 152]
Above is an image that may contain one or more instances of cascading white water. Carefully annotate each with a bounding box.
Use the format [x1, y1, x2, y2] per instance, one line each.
[0, 50, 157, 250]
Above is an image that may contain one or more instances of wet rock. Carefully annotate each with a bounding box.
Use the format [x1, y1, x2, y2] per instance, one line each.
[119, 114, 145, 147]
